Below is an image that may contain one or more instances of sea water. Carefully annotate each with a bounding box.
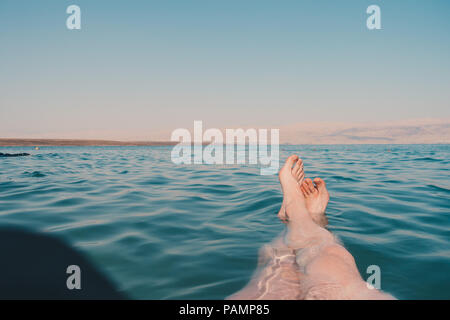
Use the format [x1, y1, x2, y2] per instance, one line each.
[0, 145, 448, 299]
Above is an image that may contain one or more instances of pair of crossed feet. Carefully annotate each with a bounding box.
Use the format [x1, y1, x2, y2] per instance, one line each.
[277, 155, 329, 228]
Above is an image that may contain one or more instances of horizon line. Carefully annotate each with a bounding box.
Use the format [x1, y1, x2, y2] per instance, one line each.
[0, 138, 449, 147]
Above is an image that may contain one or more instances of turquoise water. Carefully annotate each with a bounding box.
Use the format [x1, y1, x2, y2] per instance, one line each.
[0, 145, 449, 299]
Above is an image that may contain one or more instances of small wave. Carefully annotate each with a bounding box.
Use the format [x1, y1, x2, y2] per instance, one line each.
[183, 183, 238, 196]
[427, 184, 450, 194]
[23, 171, 47, 178]
[233, 171, 257, 177]
[412, 157, 442, 162]
[236, 195, 280, 213]
[137, 175, 170, 185]
[51, 197, 86, 207]
[328, 175, 359, 182]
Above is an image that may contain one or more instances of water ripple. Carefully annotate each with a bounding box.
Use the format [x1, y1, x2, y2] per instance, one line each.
[0, 145, 449, 299]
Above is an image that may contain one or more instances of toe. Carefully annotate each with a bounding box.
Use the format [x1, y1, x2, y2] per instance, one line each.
[305, 178, 315, 193]
[282, 155, 299, 171]
[300, 185, 306, 196]
[279, 155, 299, 180]
[298, 171, 305, 182]
[292, 159, 304, 180]
[301, 182, 310, 195]
[293, 158, 303, 171]
[313, 178, 326, 191]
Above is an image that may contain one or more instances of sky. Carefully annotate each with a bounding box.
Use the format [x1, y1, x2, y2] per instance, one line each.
[1, 0, 450, 140]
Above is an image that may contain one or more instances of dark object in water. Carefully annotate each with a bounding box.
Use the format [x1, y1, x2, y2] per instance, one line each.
[0, 227, 127, 299]
[0, 152, 30, 157]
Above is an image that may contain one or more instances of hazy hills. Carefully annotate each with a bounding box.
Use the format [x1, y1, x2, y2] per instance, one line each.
[1, 119, 448, 146]
[279, 119, 450, 144]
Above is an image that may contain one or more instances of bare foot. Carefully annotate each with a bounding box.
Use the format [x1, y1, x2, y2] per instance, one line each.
[277, 155, 311, 225]
[278, 156, 325, 249]
[277, 159, 327, 227]
[277, 156, 304, 223]
[300, 178, 330, 227]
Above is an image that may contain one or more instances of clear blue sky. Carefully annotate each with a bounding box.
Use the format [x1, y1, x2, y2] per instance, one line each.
[1, 0, 449, 139]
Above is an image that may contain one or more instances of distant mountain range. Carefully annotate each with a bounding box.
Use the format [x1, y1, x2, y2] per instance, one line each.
[279, 118, 450, 144]
[1, 119, 449, 145]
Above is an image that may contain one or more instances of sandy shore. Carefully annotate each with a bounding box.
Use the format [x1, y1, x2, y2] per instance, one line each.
[0, 139, 177, 147]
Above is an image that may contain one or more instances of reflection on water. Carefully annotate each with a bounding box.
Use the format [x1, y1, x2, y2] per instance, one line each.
[0, 145, 449, 299]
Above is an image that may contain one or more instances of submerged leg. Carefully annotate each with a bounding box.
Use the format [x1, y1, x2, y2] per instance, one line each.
[280, 156, 394, 299]
[227, 233, 303, 300]
[228, 156, 308, 300]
